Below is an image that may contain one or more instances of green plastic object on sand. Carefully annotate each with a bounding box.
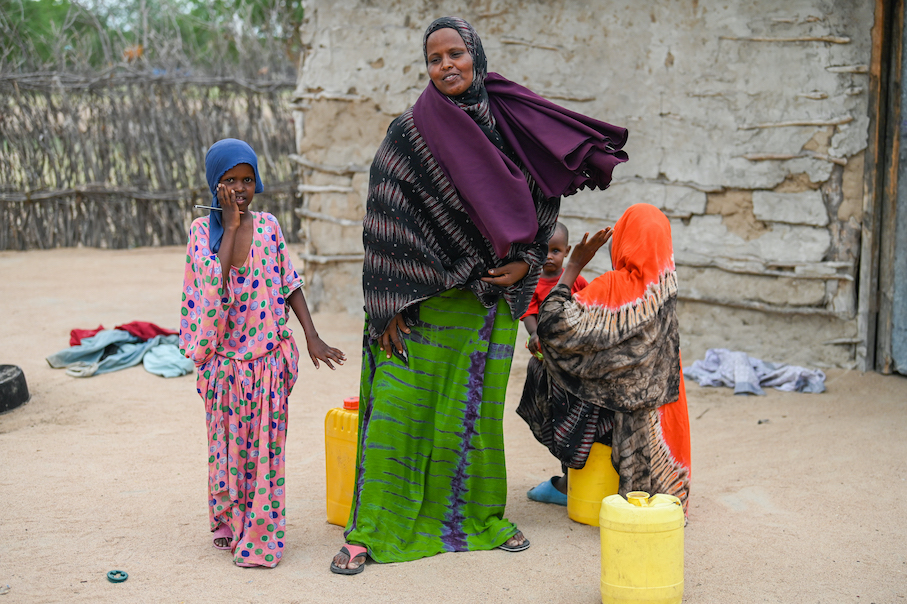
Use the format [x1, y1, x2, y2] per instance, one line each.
[106, 570, 128, 583]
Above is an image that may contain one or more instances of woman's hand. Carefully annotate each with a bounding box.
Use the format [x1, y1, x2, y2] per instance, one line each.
[216, 183, 243, 232]
[379, 313, 411, 359]
[481, 260, 530, 287]
[307, 336, 346, 370]
[566, 228, 612, 271]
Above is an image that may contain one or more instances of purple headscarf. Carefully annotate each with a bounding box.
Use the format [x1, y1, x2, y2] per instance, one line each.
[413, 17, 628, 258]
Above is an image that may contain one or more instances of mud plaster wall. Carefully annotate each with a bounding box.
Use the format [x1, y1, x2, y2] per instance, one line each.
[293, 0, 873, 368]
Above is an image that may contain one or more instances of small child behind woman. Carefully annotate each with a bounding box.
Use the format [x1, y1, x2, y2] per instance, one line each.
[521, 222, 589, 358]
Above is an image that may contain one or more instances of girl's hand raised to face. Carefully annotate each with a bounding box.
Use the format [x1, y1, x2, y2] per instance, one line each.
[216, 183, 243, 230]
[567, 228, 613, 271]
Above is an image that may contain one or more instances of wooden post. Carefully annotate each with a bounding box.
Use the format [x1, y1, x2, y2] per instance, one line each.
[857, 0, 902, 371]
[878, 0, 907, 373]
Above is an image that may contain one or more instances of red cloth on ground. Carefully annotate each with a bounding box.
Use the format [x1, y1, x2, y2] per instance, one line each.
[70, 321, 177, 346]
[521, 272, 588, 319]
[70, 325, 105, 347]
[114, 321, 178, 341]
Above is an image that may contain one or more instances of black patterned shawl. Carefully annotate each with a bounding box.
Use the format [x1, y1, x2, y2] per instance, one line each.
[362, 107, 557, 340]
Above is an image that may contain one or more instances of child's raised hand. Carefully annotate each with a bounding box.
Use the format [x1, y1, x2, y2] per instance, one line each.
[216, 183, 243, 230]
[567, 227, 612, 271]
[527, 333, 542, 355]
[307, 336, 346, 370]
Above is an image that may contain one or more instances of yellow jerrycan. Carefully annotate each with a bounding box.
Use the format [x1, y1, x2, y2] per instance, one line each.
[599, 491, 684, 604]
[324, 396, 359, 526]
[567, 442, 620, 526]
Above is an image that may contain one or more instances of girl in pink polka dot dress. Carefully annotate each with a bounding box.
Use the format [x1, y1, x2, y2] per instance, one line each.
[180, 139, 346, 568]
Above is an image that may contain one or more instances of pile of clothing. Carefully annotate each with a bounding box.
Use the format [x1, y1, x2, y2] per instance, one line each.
[683, 348, 826, 395]
[46, 321, 194, 378]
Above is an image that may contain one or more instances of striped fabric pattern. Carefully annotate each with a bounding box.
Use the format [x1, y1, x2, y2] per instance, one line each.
[517, 355, 615, 471]
[344, 289, 520, 562]
[362, 106, 558, 341]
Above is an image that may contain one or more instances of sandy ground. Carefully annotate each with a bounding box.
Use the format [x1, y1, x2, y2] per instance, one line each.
[1, 245, 905, 604]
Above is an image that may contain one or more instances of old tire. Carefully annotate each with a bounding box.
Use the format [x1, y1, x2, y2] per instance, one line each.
[0, 365, 30, 414]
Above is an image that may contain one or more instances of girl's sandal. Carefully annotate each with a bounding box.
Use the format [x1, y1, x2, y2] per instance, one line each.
[212, 524, 232, 551]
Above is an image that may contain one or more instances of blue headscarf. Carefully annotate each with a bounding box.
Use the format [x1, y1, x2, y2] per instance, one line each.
[204, 139, 264, 253]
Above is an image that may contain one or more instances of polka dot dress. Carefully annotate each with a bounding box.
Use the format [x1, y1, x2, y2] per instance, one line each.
[180, 212, 302, 567]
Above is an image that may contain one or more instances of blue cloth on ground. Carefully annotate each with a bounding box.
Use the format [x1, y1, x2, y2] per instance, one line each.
[683, 348, 826, 395]
[142, 337, 195, 378]
[46, 331, 194, 378]
[46, 329, 139, 371]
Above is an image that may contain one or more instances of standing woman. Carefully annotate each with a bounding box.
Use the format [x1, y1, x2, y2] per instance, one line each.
[331, 16, 628, 574]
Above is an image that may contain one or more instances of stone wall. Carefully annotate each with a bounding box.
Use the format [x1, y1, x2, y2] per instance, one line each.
[292, 0, 874, 368]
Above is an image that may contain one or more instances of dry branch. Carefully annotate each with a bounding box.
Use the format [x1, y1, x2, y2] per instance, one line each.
[678, 293, 849, 318]
[719, 35, 851, 44]
[825, 64, 869, 73]
[0, 71, 295, 93]
[741, 151, 847, 166]
[298, 184, 355, 194]
[295, 208, 361, 227]
[292, 91, 367, 103]
[289, 154, 369, 175]
[739, 116, 853, 130]
[500, 37, 561, 52]
[610, 175, 725, 193]
[677, 252, 855, 281]
[298, 252, 364, 264]
[538, 91, 596, 102]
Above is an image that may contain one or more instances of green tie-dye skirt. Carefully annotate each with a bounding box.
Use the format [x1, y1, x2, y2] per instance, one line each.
[344, 288, 520, 563]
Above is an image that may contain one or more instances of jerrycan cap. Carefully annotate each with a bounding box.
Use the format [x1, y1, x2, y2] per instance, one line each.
[627, 491, 651, 506]
[343, 396, 359, 411]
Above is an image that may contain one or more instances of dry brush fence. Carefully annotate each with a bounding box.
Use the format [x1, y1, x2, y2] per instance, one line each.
[0, 70, 299, 250]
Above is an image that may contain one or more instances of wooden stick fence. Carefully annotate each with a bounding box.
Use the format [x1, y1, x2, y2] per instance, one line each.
[0, 69, 299, 250]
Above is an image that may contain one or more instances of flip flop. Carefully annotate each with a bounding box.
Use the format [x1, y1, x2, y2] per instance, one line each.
[212, 524, 232, 551]
[527, 476, 568, 506]
[498, 533, 531, 553]
[330, 544, 368, 575]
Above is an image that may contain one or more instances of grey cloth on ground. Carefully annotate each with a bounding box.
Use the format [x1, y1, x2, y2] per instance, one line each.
[683, 348, 826, 395]
[46, 330, 194, 378]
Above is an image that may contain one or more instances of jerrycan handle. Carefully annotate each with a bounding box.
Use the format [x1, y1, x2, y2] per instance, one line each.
[626, 491, 651, 507]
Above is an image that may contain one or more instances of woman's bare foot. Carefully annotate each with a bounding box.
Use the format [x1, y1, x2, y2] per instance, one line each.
[499, 530, 530, 552]
[330, 544, 368, 574]
[504, 531, 527, 548]
[212, 524, 232, 551]
[553, 474, 567, 494]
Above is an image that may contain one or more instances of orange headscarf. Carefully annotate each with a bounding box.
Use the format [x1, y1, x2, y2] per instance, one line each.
[574, 202, 675, 309]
